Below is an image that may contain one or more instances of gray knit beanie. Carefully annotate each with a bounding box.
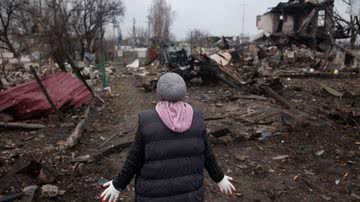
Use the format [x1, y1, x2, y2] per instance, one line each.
[157, 73, 187, 102]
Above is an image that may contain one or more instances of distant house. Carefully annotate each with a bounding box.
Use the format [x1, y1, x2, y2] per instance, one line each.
[256, 0, 348, 48]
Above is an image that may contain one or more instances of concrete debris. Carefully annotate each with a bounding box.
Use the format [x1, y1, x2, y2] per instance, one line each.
[315, 150, 325, 156]
[235, 155, 248, 162]
[40, 184, 65, 198]
[272, 155, 290, 160]
[38, 165, 57, 184]
[126, 59, 140, 69]
[351, 193, 360, 200]
[21, 185, 39, 202]
[320, 84, 343, 97]
[40, 185, 59, 198]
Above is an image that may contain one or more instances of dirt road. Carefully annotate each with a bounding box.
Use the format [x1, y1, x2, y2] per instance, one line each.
[1, 67, 360, 201]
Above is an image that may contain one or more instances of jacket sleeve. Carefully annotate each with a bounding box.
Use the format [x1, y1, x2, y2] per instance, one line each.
[112, 118, 145, 191]
[203, 129, 225, 183]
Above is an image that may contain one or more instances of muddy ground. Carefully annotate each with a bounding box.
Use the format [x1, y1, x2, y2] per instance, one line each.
[1, 66, 360, 202]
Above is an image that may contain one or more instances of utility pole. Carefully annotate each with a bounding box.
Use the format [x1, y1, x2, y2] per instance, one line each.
[147, 16, 151, 46]
[240, 0, 247, 44]
[112, 17, 119, 41]
[132, 18, 136, 48]
[190, 31, 193, 54]
[39, 0, 42, 17]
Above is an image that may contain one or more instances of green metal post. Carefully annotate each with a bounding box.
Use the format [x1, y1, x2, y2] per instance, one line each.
[101, 49, 108, 88]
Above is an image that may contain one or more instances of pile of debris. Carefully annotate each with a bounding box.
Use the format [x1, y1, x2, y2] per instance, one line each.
[0, 59, 116, 91]
[1, 64, 44, 90]
[75, 61, 116, 85]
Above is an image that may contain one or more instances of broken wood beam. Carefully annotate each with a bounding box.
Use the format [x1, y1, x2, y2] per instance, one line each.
[92, 135, 134, 161]
[261, 86, 322, 128]
[232, 95, 268, 101]
[297, 8, 318, 34]
[97, 126, 136, 149]
[205, 116, 226, 121]
[262, 86, 294, 110]
[320, 83, 343, 97]
[0, 122, 46, 129]
[217, 65, 244, 86]
[30, 66, 64, 121]
[62, 100, 96, 150]
[215, 73, 240, 89]
[201, 58, 243, 88]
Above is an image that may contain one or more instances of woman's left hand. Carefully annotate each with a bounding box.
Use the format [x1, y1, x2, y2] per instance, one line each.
[100, 180, 121, 202]
[217, 175, 236, 195]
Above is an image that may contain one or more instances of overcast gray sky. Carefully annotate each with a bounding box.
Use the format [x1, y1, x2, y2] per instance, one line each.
[120, 0, 348, 40]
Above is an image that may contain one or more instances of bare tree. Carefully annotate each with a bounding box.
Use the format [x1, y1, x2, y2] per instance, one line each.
[0, 0, 125, 69]
[334, 0, 360, 47]
[186, 29, 210, 48]
[148, 0, 174, 41]
[0, 0, 31, 57]
[70, 0, 125, 59]
[37, 0, 77, 69]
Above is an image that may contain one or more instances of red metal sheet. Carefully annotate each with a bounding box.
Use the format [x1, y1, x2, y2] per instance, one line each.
[0, 72, 93, 119]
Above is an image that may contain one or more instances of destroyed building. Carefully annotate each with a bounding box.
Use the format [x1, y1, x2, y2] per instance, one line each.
[256, 0, 347, 50]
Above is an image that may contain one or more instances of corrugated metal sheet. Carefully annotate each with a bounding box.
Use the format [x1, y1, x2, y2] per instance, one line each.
[0, 72, 93, 119]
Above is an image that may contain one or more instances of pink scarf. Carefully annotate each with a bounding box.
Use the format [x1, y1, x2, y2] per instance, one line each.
[155, 101, 194, 133]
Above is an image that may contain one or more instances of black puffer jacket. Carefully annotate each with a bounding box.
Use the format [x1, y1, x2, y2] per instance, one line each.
[113, 109, 224, 202]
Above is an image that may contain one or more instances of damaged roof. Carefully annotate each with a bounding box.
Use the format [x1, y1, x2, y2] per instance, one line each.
[269, 0, 334, 14]
[0, 72, 93, 119]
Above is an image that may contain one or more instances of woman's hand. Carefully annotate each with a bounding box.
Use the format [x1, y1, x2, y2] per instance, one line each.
[217, 175, 236, 195]
[100, 180, 121, 202]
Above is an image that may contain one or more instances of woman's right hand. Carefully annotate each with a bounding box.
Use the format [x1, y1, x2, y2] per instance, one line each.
[217, 175, 236, 195]
[100, 180, 121, 202]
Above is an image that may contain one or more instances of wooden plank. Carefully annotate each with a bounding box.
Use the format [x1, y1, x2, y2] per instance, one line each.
[262, 86, 294, 110]
[97, 126, 136, 149]
[217, 65, 244, 85]
[0, 122, 46, 129]
[297, 9, 318, 34]
[320, 83, 343, 97]
[92, 135, 134, 160]
[62, 100, 96, 150]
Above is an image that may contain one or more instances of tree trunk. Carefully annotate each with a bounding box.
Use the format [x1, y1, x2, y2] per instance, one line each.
[4, 38, 19, 58]
[80, 44, 85, 61]
[351, 31, 357, 48]
[54, 54, 67, 72]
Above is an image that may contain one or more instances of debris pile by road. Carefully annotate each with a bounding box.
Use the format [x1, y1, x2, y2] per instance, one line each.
[1, 64, 43, 90]
[0, 60, 116, 91]
[122, 31, 360, 147]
